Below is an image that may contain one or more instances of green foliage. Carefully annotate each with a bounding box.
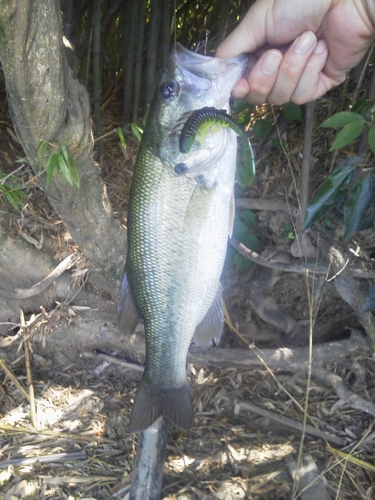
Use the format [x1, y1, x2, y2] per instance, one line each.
[252, 118, 272, 141]
[130, 123, 143, 142]
[321, 102, 375, 153]
[343, 172, 374, 241]
[38, 141, 80, 188]
[303, 157, 361, 230]
[225, 210, 260, 274]
[363, 283, 375, 313]
[282, 102, 303, 122]
[0, 169, 28, 209]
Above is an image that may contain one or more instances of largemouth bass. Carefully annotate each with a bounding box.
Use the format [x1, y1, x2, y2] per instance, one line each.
[118, 44, 248, 433]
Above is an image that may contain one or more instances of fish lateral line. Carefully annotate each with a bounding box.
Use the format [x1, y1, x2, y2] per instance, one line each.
[178, 106, 255, 187]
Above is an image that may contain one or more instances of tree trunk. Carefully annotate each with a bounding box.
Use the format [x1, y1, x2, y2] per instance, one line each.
[92, 0, 104, 156]
[0, 0, 126, 298]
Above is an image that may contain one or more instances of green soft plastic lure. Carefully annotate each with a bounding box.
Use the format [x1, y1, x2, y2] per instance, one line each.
[179, 106, 255, 187]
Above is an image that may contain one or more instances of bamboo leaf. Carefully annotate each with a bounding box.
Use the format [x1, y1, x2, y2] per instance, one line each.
[57, 154, 73, 186]
[303, 157, 362, 229]
[116, 127, 127, 149]
[38, 140, 48, 173]
[0, 185, 18, 210]
[343, 172, 374, 241]
[60, 144, 70, 164]
[329, 121, 365, 151]
[321, 112, 365, 128]
[46, 152, 58, 186]
[236, 136, 255, 187]
[130, 123, 143, 142]
[66, 151, 80, 188]
[368, 126, 375, 155]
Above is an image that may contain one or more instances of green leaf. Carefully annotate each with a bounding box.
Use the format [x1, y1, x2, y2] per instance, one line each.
[57, 154, 73, 186]
[321, 111, 365, 128]
[343, 172, 374, 241]
[363, 283, 375, 312]
[66, 151, 80, 188]
[233, 219, 250, 241]
[282, 102, 303, 122]
[368, 127, 375, 155]
[272, 137, 286, 150]
[116, 127, 127, 149]
[38, 140, 48, 173]
[303, 157, 363, 229]
[46, 152, 58, 186]
[239, 209, 257, 227]
[60, 144, 70, 164]
[130, 123, 143, 142]
[233, 233, 260, 274]
[329, 120, 365, 151]
[236, 136, 255, 187]
[351, 99, 374, 120]
[233, 98, 251, 115]
[252, 118, 272, 141]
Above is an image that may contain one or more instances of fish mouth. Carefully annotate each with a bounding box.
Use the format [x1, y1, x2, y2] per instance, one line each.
[171, 43, 248, 104]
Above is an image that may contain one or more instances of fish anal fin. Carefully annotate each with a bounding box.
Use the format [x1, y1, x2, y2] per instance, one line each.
[129, 377, 192, 433]
[193, 288, 224, 346]
[117, 272, 140, 335]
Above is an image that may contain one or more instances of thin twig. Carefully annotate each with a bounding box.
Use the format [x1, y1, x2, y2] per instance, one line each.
[236, 402, 347, 447]
[230, 236, 327, 274]
[21, 310, 37, 429]
[299, 100, 316, 231]
[0, 451, 87, 469]
[0, 356, 29, 401]
[0, 251, 78, 300]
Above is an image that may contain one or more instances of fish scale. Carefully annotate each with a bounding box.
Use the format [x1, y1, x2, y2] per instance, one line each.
[118, 44, 248, 432]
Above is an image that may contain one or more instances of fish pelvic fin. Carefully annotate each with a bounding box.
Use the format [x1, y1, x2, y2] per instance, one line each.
[129, 376, 192, 433]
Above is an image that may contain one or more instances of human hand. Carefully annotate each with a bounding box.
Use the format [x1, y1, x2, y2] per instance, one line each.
[216, 0, 375, 105]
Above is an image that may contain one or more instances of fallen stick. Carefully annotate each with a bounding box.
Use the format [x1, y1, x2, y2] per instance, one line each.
[0, 451, 87, 469]
[235, 402, 347, 447]
[129, 417, 169, 500]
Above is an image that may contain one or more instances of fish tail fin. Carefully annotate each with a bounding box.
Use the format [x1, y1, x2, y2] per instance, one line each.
[129, 376, 192, 433]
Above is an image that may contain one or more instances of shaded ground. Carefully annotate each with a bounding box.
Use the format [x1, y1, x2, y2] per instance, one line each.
[1, 52, 375, 499]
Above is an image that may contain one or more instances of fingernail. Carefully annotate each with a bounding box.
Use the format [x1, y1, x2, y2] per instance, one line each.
[260, 50, 282, 76]
[232, 86, 248, 99]
[314, 39, 328, 54]
[294, 31, 316, 55]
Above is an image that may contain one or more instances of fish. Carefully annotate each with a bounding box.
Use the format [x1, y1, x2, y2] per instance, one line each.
[118, 43, 248, 433]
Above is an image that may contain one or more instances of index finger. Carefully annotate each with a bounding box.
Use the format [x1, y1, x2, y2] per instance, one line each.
[216, 8, 265, 59]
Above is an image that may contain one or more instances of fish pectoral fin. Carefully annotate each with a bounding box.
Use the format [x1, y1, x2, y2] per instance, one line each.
[193, 288, 224, 346]
[117, 271, 140, 335]
[129, 376, 192, 433]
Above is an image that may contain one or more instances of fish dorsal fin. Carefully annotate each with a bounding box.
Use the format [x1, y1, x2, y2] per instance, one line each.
[193, 288, 224, 346]
[117, 271, 140, 335]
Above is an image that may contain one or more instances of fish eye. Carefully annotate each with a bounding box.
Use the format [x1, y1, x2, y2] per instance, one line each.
[160, 80, 179, 99]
